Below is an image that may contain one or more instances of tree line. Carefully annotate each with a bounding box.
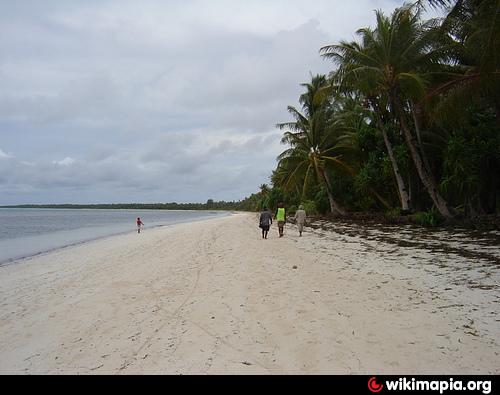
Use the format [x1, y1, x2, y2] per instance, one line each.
[2, 200, 250, 211]
[5, 2, 498, 226]
[246, 0, 499, 225]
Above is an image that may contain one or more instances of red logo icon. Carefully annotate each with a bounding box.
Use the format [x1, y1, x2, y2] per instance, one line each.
[368, 377, 384, 393]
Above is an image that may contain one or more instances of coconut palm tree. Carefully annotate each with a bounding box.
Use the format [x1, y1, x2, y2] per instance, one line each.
[327, 61, 413, 212]
[276, 75, 349, 216]
[423, 0, 500, 124]
[321, 6, 454, 218]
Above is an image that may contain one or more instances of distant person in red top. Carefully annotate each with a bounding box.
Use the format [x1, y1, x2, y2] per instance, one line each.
[136, 217, 144, 233]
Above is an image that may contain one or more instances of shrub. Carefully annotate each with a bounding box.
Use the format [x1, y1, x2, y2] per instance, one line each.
[384, 208, 401, 222]
[412, 208, 443, 227]
[301, 200, 317, 215]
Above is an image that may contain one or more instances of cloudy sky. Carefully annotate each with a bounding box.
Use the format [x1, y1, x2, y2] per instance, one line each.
[0, 0, 412, 204]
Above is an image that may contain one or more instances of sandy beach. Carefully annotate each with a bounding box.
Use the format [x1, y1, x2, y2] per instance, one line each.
[0, 212, 498, 374]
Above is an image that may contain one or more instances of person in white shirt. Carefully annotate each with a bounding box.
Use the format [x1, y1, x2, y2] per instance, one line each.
[294, 205, 307, 237]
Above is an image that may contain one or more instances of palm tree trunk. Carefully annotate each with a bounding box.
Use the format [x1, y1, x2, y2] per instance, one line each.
[392, 95, 453, 219]
[411, 103, 434, 183]
[370, 188, 392, 210]
[381, 126, 411, 212]
[321, 168, 346, 216]
[370, 99, 411, 211]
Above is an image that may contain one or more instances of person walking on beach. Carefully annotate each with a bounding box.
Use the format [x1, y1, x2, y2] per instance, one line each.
[294, 205, 307, 237]
[276, 202, 286, 238]
[259, 207, 273, 239]
[136, 217, 144, 233]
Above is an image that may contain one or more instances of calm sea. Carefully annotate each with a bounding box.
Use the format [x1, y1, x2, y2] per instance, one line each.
[0, 208, 229, 264]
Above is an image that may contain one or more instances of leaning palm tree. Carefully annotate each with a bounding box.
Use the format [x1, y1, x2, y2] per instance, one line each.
[327, 56, 412, 212]
[276, 75, 349, 216]
[321, 6, 454, 218]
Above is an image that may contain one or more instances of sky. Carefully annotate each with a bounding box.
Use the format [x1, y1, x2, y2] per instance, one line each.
[0, 0, 415, 204]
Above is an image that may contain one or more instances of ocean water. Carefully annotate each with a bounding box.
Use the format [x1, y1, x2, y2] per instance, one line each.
[0, 208, 229, 264]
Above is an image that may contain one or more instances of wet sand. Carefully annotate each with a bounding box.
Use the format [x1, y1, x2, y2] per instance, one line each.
[0, 212, 498, 374]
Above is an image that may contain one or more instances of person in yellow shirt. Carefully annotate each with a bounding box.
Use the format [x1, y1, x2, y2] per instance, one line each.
[276, 202, 286, 238]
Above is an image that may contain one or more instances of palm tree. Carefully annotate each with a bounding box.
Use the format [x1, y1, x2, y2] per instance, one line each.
[276, 75, 349, 216]
[423, 0, 500, 124]
[321, 6, 454, 218]
[328, 65, 412, 212]
[259, 184, 270, 195]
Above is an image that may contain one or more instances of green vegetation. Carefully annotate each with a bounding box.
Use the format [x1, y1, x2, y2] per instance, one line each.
[4, 2, 498, 229]
[246, 0, 499, 225]
[1, 201, 250, 211]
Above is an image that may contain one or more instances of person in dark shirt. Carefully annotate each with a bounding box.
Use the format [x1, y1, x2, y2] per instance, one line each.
[259, 207, 272, 239]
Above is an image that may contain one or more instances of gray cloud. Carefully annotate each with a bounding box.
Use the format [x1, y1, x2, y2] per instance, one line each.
[0, 0, 406, 204]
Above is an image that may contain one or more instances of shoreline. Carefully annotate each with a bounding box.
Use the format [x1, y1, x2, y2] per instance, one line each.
[0, 212, 498, 374]
[0, 211, 232, 267]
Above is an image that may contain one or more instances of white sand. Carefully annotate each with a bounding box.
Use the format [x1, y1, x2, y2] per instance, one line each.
[0, 212, 498, 374]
